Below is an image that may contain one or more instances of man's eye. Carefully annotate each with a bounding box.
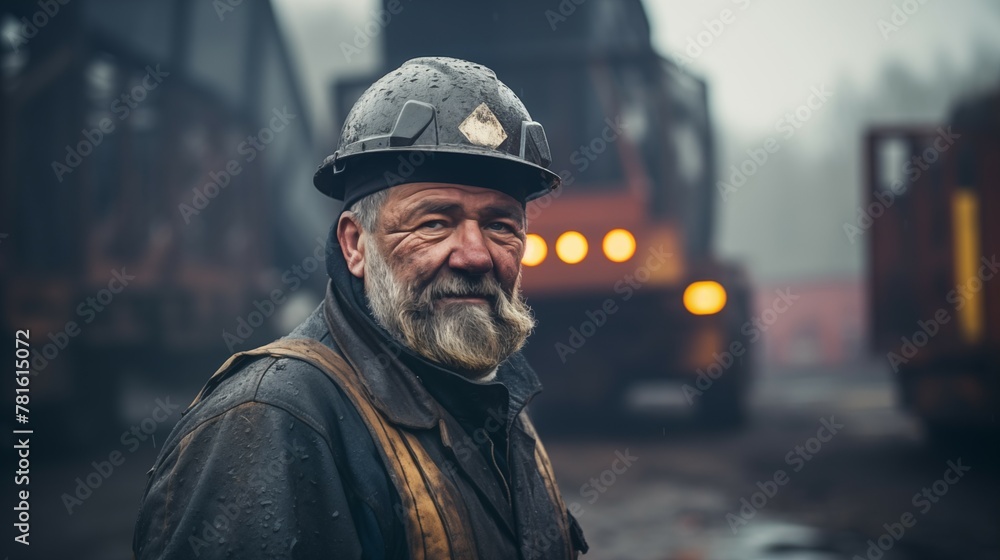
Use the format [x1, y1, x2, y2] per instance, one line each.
[420, 220, 446, 230]
[487, 222, 515, 233]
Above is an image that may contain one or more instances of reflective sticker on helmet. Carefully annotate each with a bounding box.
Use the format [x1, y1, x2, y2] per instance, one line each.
[458, 103, 508, 149]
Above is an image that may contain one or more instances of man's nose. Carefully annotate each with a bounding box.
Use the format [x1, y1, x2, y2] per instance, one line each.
[448, 221, 493, 275]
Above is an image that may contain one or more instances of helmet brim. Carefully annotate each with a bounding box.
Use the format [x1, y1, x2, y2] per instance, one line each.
[313, 147, 561, 209]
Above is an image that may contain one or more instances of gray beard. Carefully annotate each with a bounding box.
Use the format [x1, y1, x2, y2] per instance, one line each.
[363, 237, 535, 378]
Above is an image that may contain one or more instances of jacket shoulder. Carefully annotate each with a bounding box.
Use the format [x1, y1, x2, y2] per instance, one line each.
[251, 336, 354, 448]
[134, 399, 366, 559]
[171, 306, 350, 449]
[174, 348, 351, 448]
[140, 305, 406, 558]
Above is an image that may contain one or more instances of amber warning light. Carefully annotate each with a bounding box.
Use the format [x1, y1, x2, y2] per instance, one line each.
[522, 234, 547, 267]
[683, 281, 727, 315]
[555, 231, 588, 264]
[602, 229, 636, 262]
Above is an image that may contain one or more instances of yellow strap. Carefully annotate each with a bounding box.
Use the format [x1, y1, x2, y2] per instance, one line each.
[189, 338, 474, 559]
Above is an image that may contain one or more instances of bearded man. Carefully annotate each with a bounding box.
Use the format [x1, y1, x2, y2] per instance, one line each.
[133, 57, 588, 559]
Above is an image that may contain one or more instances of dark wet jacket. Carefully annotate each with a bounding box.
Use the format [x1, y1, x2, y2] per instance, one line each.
[132, 230, 588, 559]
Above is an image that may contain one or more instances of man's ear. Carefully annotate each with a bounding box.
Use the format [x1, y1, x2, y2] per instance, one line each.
[337, 212, 366, 279]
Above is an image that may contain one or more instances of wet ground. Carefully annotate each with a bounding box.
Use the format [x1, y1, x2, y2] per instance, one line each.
[545, 361, 999, 560]
[17, 361, 998, 559]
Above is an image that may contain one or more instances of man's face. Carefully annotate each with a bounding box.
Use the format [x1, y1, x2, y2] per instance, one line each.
[348, 182, 536, 377]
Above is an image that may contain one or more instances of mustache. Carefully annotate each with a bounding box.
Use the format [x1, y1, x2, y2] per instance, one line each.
[419, 273, 506, 307]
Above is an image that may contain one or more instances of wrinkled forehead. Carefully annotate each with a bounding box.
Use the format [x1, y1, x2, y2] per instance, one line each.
[384, 182, 526, 222]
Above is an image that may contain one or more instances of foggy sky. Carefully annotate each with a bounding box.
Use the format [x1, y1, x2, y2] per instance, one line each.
[272, 0, 1000, 283]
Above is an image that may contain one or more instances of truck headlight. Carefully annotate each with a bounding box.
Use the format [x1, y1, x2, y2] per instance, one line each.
[683, 281, 727, 315]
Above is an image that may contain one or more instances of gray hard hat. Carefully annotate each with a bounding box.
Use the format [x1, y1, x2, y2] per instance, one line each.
[313, 57, 561, 209]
